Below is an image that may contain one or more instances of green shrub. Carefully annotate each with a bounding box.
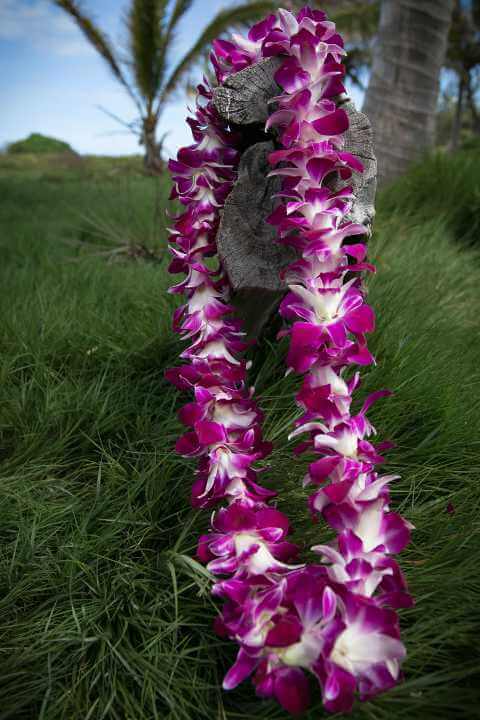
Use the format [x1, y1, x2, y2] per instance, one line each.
[7, 132, 76, 155]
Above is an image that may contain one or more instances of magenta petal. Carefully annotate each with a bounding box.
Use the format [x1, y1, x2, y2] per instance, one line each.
[248, 14, 276, 41]
[275, 58, 311, 93]
[323, 665, 355, 713]
[338, 529, 363, 556]
[255, 507, 290, 534]
[309, 456, 341, 483]
[290, 88, 312, 111]
[274, 667, 310, 716]
[361, 389, 393, 416]
[287, 322, 325, 373]
[345, 243, 367, 261]
[266, 109, 295, 130]
[212, 579, 250, 604]
[266, 616, 303, 647]
[298, 7, 326, 22]
[208, 556, 238, 575]
[323, 480, 351, 504]
[175, 431, 200, 456]
[178, 401, 203, 427]
[346, 304, 375, 334]
[282, 120, 301, 147]
[347, 344, 375, 366]
[328, 32, 345, 48]
[223, 648, 258, 690]
[306, 157, 335, 183]
[312, 109, 349, 136]
[327, 320, 347, 347]
[253, 583, 285, 622]
[382, 512, 412, 553]
[322, 586, 337, 623]
[358, 663, 397, 700]
[291, 28, 318, 49]
[338, 151, 364, 173]
[274, 540, 299, 561]
[196, 535, 211, 563]
[215, 510, 246, 535]
[195, 420, 227, 445]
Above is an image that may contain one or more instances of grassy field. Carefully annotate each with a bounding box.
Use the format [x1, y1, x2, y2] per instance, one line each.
[0, 152, 479, 720]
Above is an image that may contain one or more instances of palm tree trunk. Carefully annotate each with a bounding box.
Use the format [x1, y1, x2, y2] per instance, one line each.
[450, 71, 466, 151]
[466, 71, 480, 135]
[142, 118, 163, 175]
[363, 0, 454, 184]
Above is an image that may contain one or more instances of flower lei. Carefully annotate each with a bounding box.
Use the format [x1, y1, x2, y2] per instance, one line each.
[167, 6, 413, 715]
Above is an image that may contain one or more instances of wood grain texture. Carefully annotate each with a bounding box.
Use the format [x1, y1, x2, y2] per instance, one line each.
[217, 141, 295, 337]
[213, 57, 283, 125]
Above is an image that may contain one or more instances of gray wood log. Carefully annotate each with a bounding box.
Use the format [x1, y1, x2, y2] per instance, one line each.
[213, 57, 283, 126]
[216, 140, 296, 338]
[213, 57, 377, 338]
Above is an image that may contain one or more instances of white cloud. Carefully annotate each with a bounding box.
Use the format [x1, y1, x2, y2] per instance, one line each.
[0, 0, 96, 56]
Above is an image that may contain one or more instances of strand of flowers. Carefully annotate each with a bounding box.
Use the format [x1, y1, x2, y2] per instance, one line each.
[168, 6, 414, 716]
[167, 70, 305, 712]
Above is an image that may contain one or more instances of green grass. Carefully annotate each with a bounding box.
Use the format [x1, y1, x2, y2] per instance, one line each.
[0, 152, 148, 182]
[0, 153, 479, 719]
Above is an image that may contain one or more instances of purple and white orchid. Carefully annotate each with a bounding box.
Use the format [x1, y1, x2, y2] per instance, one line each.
[167, 6, 413, 714]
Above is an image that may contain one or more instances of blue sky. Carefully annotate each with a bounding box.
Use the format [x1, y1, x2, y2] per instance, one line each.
[1, 0, 364, 156]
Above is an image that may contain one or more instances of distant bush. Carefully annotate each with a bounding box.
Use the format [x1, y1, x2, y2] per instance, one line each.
[7, 133, 76, 155]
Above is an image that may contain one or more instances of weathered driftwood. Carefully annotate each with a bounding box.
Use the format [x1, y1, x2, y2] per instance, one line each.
[213, 57, 377, 337]
[214, 140, 296, 338]
[214, 57, 284, 126]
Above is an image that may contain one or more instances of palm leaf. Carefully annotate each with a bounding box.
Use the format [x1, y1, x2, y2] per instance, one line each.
[313, 0, 379, 40]
[53, 0, 127, 86]
[127, 0, 169, 104]
[310, 1, 378, 89]
[343, 47, 371, 89]
[166, 0, 195, 31]
[155, 0, 195, 101]
[160, 0, 276, 103]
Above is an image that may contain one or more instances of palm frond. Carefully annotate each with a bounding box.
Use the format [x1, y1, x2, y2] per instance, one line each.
[155, 0, 195, 103]
[316, 0, 379, 40]
[127, 0, 169, 104]
[166, 0, 195, 30]
[343, 47, 370, 89]
[160, 0, 276, 103]
[53, 0, 127, 85]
